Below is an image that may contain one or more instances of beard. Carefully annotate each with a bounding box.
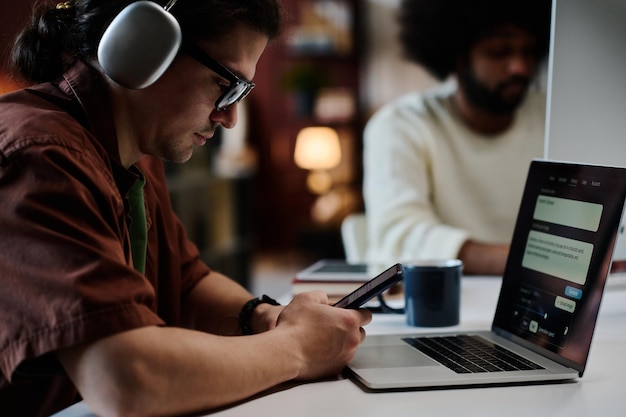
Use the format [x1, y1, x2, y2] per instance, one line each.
[459, 67, 531, 115]
[149, 135, 194, 164]
[150, 123, 216, 164]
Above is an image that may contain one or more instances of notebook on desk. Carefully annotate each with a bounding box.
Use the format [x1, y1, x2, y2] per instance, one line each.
[347, 160, 626, 390]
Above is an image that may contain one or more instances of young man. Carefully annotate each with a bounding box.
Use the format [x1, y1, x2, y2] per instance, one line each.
[0, 1, 371, 416]
[363, 0, 552, 275]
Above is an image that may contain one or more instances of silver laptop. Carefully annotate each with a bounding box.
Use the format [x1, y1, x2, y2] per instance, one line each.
[347, 160, 626, 390]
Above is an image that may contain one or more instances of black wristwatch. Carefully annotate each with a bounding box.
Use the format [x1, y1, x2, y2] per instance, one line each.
[238, 294, 280, 335]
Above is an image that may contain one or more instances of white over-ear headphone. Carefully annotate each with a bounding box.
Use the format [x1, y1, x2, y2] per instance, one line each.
[97, 0, 182, 89]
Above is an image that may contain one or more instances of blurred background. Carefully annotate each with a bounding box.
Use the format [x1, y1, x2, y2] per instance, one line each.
[0, 0, 449, 295]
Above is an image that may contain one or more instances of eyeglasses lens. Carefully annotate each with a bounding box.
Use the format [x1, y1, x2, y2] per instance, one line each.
[217, 82, 254, 110]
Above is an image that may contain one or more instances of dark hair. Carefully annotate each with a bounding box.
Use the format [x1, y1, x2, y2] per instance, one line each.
[397, 0, 552, 80]
[11, 0, 283, 83]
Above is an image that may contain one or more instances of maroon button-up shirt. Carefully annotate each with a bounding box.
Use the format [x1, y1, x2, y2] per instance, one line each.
[0, 61, 211, 416]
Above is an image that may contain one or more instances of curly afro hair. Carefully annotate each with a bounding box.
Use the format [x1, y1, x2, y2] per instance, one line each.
[397, 0, 552, 80]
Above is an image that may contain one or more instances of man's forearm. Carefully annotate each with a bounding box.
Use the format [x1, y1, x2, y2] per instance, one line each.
[458, 240, 509, 276]
[181, 271, 254, 334]
[57, 325, 302, 417]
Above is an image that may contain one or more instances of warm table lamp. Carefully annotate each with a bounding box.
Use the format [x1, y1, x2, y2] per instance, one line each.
[294, 126, 342, 194]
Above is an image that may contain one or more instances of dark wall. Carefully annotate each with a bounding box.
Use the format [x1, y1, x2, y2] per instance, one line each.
[1, 1, 33, 72]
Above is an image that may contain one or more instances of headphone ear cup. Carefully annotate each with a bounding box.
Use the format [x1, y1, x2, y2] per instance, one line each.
[97, 1, 182, 89]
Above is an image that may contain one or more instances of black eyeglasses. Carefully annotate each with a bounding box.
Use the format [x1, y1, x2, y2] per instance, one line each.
[182, 43, 256, 112]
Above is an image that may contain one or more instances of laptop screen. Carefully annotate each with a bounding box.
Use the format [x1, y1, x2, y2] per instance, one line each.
[493, 160, 626, 373]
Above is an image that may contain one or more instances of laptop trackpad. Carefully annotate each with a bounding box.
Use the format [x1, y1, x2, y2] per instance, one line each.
[350, 344, 439, 369]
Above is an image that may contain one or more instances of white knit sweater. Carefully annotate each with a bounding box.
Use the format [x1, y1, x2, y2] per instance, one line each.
[363, 81, 545, 264]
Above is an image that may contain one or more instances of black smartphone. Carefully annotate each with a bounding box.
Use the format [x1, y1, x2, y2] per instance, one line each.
[332, 263, 403, 309]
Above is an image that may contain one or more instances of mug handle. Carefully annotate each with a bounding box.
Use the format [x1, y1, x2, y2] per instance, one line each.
[376, 294, 404, 314]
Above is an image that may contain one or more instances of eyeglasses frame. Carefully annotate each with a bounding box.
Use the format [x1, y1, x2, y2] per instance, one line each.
[181, 42, 256, 112]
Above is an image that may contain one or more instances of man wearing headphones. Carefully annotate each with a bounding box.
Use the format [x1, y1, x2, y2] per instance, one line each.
[363, 0, 552, 275]
[0, 1, 371, 416]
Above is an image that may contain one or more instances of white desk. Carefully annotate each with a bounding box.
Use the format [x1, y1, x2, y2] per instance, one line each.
[54, 277, 626, 417]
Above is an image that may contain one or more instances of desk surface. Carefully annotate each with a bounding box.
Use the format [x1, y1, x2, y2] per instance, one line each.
[54, 277, 626, 417]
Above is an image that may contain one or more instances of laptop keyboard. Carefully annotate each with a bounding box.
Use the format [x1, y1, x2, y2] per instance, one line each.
[402, 335, 545, 374]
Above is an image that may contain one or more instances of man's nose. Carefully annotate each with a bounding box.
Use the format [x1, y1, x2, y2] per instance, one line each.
[507, 53, 534, 77]
[210, 104, 238, 129]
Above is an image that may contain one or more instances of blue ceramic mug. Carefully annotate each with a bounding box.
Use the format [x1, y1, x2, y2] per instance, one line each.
[379, 260, 462, 327]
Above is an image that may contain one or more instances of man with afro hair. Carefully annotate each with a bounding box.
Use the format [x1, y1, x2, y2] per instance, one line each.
[363, 0, 552, 275]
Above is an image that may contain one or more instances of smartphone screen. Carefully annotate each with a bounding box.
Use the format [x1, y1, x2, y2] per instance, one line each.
[332, 263, 403, 308]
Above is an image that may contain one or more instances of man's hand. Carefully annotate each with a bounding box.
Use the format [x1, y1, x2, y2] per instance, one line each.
[274, 291, 372, 380]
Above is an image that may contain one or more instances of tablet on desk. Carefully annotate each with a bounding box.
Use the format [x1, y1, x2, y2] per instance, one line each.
[295, 259, 386, 282]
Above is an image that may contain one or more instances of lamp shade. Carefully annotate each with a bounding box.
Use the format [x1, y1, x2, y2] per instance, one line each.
[294, 127, 341, 170]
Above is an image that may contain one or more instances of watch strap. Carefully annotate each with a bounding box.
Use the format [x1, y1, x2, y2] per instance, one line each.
[238, 294, 280, 335]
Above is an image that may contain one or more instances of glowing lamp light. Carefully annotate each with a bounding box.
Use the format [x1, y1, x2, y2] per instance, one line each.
[294, 127, 342, 194]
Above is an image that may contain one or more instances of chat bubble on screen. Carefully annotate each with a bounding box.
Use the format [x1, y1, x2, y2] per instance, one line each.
[522, 230, 593, 285]
[533, 195, 603, 232]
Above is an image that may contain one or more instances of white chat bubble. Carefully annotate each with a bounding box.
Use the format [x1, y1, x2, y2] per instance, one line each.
[534, 195, 603, 232]
[522, 230, 593, 285]
[555, 296, 576, 314]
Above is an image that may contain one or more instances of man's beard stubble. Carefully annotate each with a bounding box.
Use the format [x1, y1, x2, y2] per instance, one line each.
[459, 67, 530, 115]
